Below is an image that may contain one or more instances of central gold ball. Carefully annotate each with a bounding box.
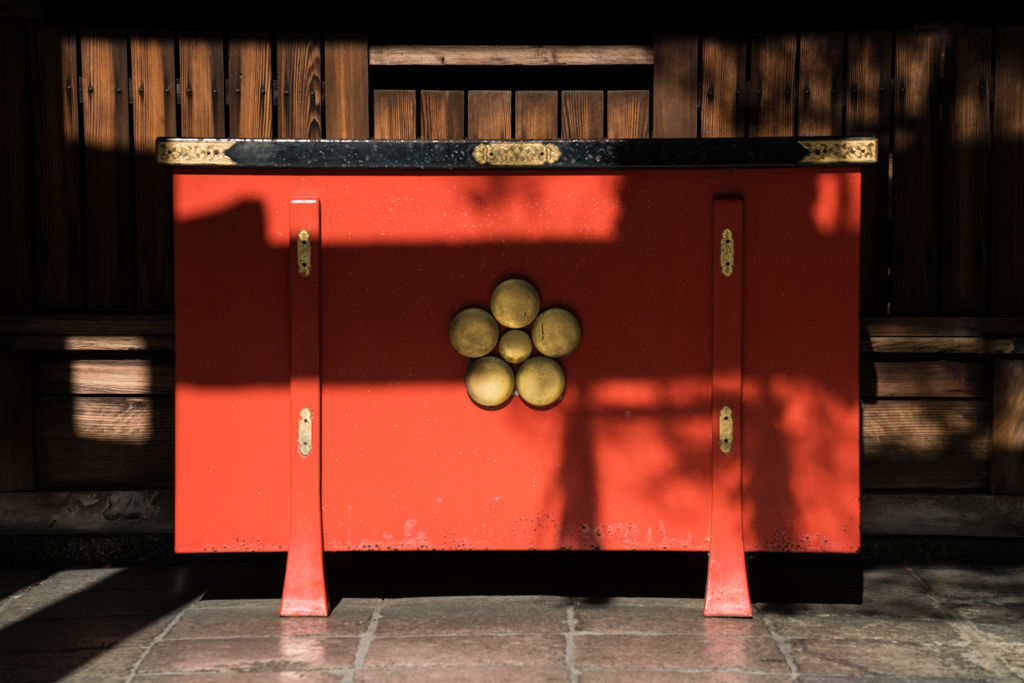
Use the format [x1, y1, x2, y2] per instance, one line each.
[490, 279, 540, 329]
[465, 356, 515, 406]
[516, 356, 566, 407]
[450, 308, 499, 358]
[498, 329, 533, 364]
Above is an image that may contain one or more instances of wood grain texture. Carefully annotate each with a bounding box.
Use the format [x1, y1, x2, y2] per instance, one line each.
[861, 316, 1024, 337]
[324, 36, 369, 139]
[0, 354, 33, 491]
[606, 90, 649, 139]
[862, 337, 1018, 354]
[652, 35, 698, 138]
[29, 28, 83, 312]
[370, 45, 653, 66]
[7, 335, 174, 351]
[892, 30, 942, 315]
[0, 26, 33, 313]
[798, 32, 843, 136]
[0, 490, 173, 534]
[515, 91, 558, 139]
[701, 35, 746, 138]
[862, 400, 991, 490]
[81, 31, 133, 311]
[0, 314, 174, 334]
[941, 29, 990, 314]
[277, 35, 322, 139]
[130, 32, 176, 312]
[749, 33, 796, 137]
[992, 27, 1024, 316]
[468, 91, 512, 140]
[35, 396, 173, 490]
[179, 32, 226, 137]
[421, 90, 465, 139]
[228, 36, 272, 138]
[992, 358, 1024, 494]
[847, 31, 893, 315]
[862, 359, 990, 398]
[373, 90, 416, 139]
[862, 493, 1024, 537]
[34, 359, 174, 395]
[561, 91, 603, 139]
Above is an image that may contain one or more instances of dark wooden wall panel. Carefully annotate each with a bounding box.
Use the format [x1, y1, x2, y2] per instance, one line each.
[561, 91, 603, 139]
[701, 35, 746, 138]
[179, 33, 226, 138]
[0, 355, 33, 491]
[228, 36, 273, 138]
[862, 359, 990, 398]
[652, 35, 698, 138]
[992, 358, 1024, 494]
[992, 27, 1024, 316]
[277, 36, 322, 140]
[749, 33, 796, 137]
[515, 91, 558, 139]
[421, 90, 465, 139]
[798, 32, 843, 136]
[468, 91, 512, 139]
[374, 90, 416, 139]
[606, 91, 649, 139]
[324, 36, 369, 139]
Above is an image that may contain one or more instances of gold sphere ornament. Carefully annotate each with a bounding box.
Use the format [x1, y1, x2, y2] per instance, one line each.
[516, 356, 566, 407]
[465, 356, 515, 407]
[490, 279, 541, 329]
[498, 329, 533, 364]
[531, 308, 581, 358]
[449, 308, 499, 358]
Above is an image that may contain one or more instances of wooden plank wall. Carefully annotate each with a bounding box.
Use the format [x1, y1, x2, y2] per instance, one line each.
[1, 30, 1023, 538]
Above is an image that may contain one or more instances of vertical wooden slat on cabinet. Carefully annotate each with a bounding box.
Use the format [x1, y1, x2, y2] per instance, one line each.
[992, 27, 1024, 316]
[30, 28, 83, 312]
[515, 91, 558, 139]
[891, 30, 941, 315]
[992, 358, 1024, 494]
[179, 33, 225, 137]
[373, 90, 416, 139]
[228, 36, 272, 138]
[277, 36, 322, 139]
[81, 31, 133, 311]
[468, 91, 511, 140]
[0, 355, 33, 491]
[798, 32, 843, 136]
[748, 34, 796, 137]
[561, 91, 603, 139]
[130, 32, 176, 312]
[324, 36, 369, 139]
[847, 31, 892, 316]
[652, 35, 698, 138]
[941, 29, 990, 314]
[421, 90, 465, 139]
[0, 26, 33, 313]
[606, 91, 649, 139]
[701, 36, 746, 138]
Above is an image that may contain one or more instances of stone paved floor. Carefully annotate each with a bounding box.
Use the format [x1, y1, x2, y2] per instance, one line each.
[1, 563, 1023, 681]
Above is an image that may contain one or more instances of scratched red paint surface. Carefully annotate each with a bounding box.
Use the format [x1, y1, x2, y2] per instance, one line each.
[174, 169, 859, 555]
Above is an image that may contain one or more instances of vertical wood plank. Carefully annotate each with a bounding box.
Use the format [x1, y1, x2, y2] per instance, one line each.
[992, 358, 1024, 494]
[81, 31, 133, 311]
[515, 91, 558, 139]
[892, 30, 942, 315]
[992, 27, 1024, 315]
[179, 32, 226, 137]
[561, 91, 603, 139]
[30, 28, 82, 312]
[607, 91, 649, 139]
[749, 34, 796, 137]
[421, 90, 464, 139]
[278, 36, 322, 139]
[941, 28, 990, 314]
[653, 35, 698, 138]
[468, 91, 512, 139]
[373, 90, 416, 139]
[130, 32, 176, 312]
[0, 354, 33, 491]
[798, 32, 843, 136]
[0, 26, 33, 313]
[702, 35, 746, 138]
[228, 36, 272, 138]
[324, 36, 369, 139]
[848, 31, 892, 316]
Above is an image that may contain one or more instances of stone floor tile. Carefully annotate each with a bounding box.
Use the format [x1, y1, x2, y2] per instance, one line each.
[787, 637, 1000, 679]
[955, 603, 1024, 627]
[915, 567, 1024, 605]
[355, 667, 570, 682]
[574, 597, 769, 636]
[765, 614, 963, 642]
[137, 636, 359, 674]
[580, 672, 793, 683]
[0, 570, 51, 601]
[0, 613, 173, 651]
[364, 634, 565, 668]
[1, 645, 145, 683]
[573, 634, 789, 672]
[376, 596, 567, 636]
[135, 673, 346, 682]
[168, 599, 376, 639]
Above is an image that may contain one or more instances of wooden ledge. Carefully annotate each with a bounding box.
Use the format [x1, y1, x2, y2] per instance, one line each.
[369, 45, 654, 66]
[861, 317, 1024, 353]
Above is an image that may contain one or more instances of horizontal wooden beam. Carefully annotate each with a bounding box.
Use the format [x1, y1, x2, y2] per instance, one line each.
[0, 315, 174, 335]
[862, 492, 1024, 537]
[861, 317, 1024, 337]
[34, 359, 175, 395]
[4, 335, 175, 351]
[0, 490, 172, 534]
[862, 337, 1019, 354]
[369, 45, 654, 67]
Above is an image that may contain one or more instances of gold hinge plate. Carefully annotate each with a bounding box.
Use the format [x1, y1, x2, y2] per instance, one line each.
[472, 142, 562, 166]
[298, 408, 312, 456]
[720, 229, 735, 277]
[719, 405, 734, 454]
[297, 230, 311, 277]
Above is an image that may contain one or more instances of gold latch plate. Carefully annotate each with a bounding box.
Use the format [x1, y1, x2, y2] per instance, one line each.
[719, 405, 733, 454]
[298, 408, 312, 456]
[297, 230, 311, 277]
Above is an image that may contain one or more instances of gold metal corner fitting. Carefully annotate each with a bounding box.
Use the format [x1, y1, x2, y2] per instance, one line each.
[297, 230, 312, 277]
[155, 140, 236, 166]
[720, 229, 735, 277]
[298, 408, 312, 456]
[472, 142, 562, 166]
[719, 405, 734, 454]
[798, 139, 877, 164]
